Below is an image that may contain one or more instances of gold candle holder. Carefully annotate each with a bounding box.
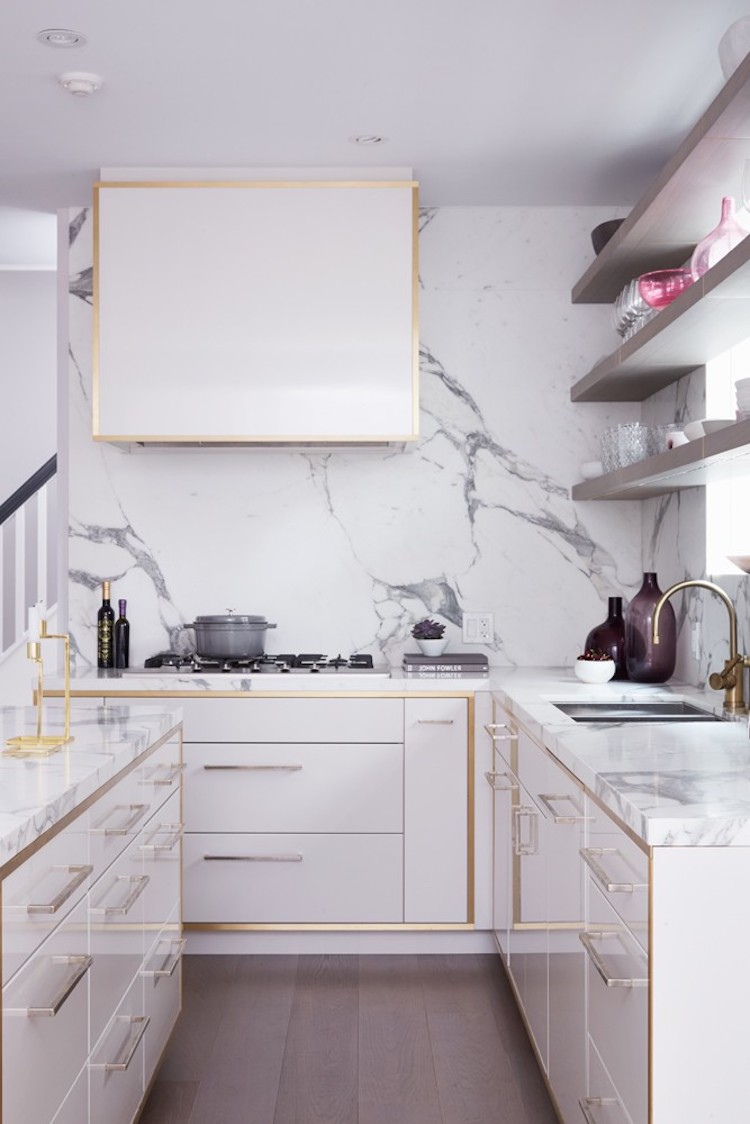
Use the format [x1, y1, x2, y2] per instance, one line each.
[5, 620, 75, 756]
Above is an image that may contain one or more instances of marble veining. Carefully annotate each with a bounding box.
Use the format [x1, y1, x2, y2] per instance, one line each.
[0, 702, 181, 867]
[65, 202, 643, 670]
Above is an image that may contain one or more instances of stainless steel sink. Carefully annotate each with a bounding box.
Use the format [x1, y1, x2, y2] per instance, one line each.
[553, 701, 724, 723]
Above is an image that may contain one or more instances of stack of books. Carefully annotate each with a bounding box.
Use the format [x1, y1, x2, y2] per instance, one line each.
[402, 652, 489, 679]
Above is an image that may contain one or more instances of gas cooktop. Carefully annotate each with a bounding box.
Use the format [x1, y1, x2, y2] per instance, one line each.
[135, 652, 390, 676]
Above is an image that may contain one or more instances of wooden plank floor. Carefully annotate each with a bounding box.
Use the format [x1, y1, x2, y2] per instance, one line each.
[140, 954, 559, 1124]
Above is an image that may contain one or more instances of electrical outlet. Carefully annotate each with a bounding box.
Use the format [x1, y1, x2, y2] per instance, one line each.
[462, 611, 494, 643]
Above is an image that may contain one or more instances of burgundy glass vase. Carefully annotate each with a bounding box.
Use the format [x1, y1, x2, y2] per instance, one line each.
[624, 572, 676, 683]
[585, 596, 627, 679]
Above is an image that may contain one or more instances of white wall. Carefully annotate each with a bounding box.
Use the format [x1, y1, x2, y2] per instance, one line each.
[0, 271, 57, 498]
[64, 202, 644, 670]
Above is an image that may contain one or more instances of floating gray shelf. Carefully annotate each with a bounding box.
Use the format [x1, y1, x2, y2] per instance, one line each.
[571, 419, 750, 500]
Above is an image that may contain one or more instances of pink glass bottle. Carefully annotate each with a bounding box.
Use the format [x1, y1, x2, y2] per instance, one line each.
[585, 596, 627, 680]
[624, 573, 676, 683]
[690, 197, 748, 282]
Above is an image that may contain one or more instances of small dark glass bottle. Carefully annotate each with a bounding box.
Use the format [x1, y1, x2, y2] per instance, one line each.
[585, 596, 627, 679]
[97, 581, 115, 669]
[114, 599, 130, 669]
[625, 572, 676, 683]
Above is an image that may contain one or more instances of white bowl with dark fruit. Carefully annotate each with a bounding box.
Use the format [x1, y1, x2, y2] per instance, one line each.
[574, 649, 616, 684]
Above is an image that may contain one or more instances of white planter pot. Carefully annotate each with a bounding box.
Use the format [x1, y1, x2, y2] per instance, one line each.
[416, 638, 448, 656]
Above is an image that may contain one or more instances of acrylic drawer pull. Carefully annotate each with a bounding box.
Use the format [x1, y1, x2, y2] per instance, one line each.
[484, 723, 518, 743]
[581, 847, 648, 894]
[139, 823, 183, 854]
[512, 806, 539, 856]
[579, 930, 648, 988]
[90, 874, 150, 917]
[538, 793, 587, 824]
[417, 719, 454, 725]
[141, 762, 185, 786]
[27, 865, 94, 914]
[484, 770, 519, 793]
[203, 764, 302, 772]
[579, 1097, 622, 1124]
[6, 954, 93, 1017]
[141, 939, 186, 978]
[90, 803, 150, 836]
[203, 853, 303, 863]
[91, 1015, 149, 1072]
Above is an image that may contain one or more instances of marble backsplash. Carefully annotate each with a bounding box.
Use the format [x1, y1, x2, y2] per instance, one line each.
[65, 202, 647, 669]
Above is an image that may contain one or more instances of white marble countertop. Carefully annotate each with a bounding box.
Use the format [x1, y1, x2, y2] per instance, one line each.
[490, 669, 750, 847]
[0, 700, 182, 871]
[46, 669, 491, 694]
[44, 666, 750, 847]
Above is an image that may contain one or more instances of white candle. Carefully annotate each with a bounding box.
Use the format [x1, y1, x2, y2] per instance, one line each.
[27, 605, 38, 638]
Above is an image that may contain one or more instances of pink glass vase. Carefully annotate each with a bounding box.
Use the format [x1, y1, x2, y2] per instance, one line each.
[690, 197, 747, 282]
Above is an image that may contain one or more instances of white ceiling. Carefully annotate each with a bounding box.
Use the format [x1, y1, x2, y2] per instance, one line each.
[1, 0, 749, 256]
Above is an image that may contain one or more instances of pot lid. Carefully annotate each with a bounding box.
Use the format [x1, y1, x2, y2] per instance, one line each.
[192, 614, 268, 626]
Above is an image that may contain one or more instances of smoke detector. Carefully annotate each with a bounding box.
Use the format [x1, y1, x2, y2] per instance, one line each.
[59, 71, 102, 97]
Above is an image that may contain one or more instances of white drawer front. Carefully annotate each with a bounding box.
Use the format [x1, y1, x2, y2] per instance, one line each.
[139, 787, 182, 932]
[184, 832, 403, 922]
[3, 816, 91, 985]
[586, 1036, 636, 1124]
[50, 1063, 89, 1124]
[584, 806, 649, 952]
[89, 840, 147, 1049]
[182, 696, 404, 742]
[184, 742, 403, 833]
[90, 974, 147, 1124]
[2, 898, 90, 1124]
[137, 732, 183, 815]
[88, 765, 154, 881]
[585, 884, 648, 1124]
[142, 915, 182, 1088]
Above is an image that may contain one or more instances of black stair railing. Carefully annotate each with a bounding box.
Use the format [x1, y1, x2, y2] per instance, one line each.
[0, 455, 57, 527]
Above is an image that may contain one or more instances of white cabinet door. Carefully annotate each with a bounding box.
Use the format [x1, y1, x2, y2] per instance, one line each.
[404, 698, 469, 923]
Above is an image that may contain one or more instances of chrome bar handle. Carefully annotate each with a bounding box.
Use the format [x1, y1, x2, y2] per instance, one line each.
[484, 723, 518, 743]
[417, 719, 454, 725]
[203, 764, 302, 772]
[141, 939, 186, 978]
[484, 770, 519, 793]
[139, 823, 183, 855]
[91, 1015, 150, 1071]
[581, 847, 648, 894]
[538, 793, 587, 824]
[7, 954, 93, 1017]
[579, 930, 648, 988]
[141, 762, 185, 786]
[512, 806, 539, 855]
[90, 874, 150, 917]
[579, 1098, 621, 1124]
[90, 803, 150, 836]
[204, 853, 303, 862]
[27, 865, 94, 914]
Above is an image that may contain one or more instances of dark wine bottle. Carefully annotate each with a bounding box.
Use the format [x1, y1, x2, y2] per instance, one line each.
[114, 599, 130, 669]
[97, 581, 115, 669]
[585, 596, 627, 679]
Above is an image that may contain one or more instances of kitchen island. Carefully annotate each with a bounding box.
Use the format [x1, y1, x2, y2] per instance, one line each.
[0, 700, 184, 1124]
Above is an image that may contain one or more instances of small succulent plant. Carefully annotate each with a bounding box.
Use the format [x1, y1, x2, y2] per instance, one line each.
[577, 648, 612, 662]
[411, 618, 446, 640]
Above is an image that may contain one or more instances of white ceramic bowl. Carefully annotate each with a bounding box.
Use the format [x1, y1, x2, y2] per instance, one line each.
[574, 659, 616, 684]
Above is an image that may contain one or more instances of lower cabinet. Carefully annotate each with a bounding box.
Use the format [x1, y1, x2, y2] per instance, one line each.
[1, 727, 184, 1124]
[181, 695, 470, 926]
[488, 697, 642, 1124]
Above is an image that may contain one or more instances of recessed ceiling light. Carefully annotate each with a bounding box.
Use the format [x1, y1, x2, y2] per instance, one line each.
[58, 71, 102, 97]
[349, 135, 388, 146]
[38, 28, 87, 48]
